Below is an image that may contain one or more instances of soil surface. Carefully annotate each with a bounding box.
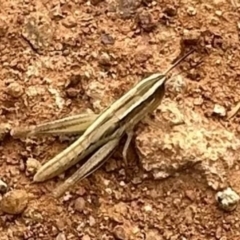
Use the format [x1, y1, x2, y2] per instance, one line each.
[1, 0, 240, 239]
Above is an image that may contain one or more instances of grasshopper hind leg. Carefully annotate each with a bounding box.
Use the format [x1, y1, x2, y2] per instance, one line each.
[122, 131, 134, 166]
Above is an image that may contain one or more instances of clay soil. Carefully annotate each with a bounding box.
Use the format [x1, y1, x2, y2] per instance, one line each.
[1, 0, 240, 239]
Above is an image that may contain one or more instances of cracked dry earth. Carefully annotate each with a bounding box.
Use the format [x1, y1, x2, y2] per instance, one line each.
[1, 0, 240, 239]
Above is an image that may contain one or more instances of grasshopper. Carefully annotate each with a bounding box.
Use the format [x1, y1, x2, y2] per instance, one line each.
[11, 50, 193, 197]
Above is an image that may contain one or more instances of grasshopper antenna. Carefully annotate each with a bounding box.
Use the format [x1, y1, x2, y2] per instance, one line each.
[164, 49, 195, 75]
[170, 55, 205, 79]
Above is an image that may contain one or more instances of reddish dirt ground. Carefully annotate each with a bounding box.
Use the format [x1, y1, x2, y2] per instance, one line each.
[1, 0, 240, 239]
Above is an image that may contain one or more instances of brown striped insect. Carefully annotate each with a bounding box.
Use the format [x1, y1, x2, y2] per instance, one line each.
[11, 50, 193, 197]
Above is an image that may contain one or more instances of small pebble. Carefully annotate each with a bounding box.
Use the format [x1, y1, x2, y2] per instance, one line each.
[76, 186, 86, 196]
[119, 181, 125, 187]
[163, 5, 177, 17]
[193, 97, 204, 106]
[104, 159, 118, 172]
[101, 33, 115, 45]
[55, 219, 67, 231]
[98, 52, 111, 66]
[113, 225, 126, 240]
[136, 10, 156, 32]
[144, 204, 153, 212]
[88, 216, 96, 226]
[182, 29, 201, 45]
[185, 190, 195, 201]
[105, 188, 112, 195]
[62, 16, 77, 28]
[5, 82, 23, 98]
[215, 226, 222, 239]
[215, 10, 222, 16]
[26, 158, 41, 175]
[62, 192, 72, 202]
[66, 88, 79, 98]
[0, 189, 28, 215]
[132, 177, 142, 185]
[132, 226, 140, 235]
[216, 187, 240, 212]
[211, 17, 219, 26]
[213, 104, 226, 117]
[74, 197, 86, 213]
[187, 6, 197, 16]
[135, 50, 151, 63]
[0, 179, 8, 193]
[166, 75, 186, 94]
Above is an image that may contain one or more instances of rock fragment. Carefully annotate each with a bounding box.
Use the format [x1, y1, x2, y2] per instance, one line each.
[213, 104, 226, 117]
[216, 187, 240, 212]
[5, 82, 23, 98]
[135, 98, 240, 187]
[98, 52, 111, 66]
[163, 5, 177, 17]
[113, 225, 127, 240]
[187, 6, 197, 16]
[62, 16, 77, 28]
[74, 197, 86, 213]
[101, 33, 115, 45]
[135, 10, 156, 32]
[182, 29, 201, 46]
[0, 189, 28, 215]
[26, 158, 41, 175]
